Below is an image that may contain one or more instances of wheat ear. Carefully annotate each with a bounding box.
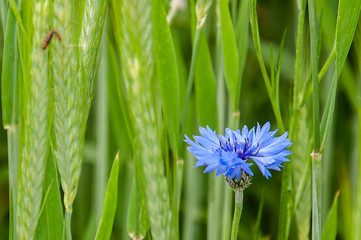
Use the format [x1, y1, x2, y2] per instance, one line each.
[16, 1, 50, 239]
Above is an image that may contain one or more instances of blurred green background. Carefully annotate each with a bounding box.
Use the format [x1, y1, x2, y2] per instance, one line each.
[1, 0, 360, 239]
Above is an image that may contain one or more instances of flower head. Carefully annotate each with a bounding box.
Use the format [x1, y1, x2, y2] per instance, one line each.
[184, 122, 292, 181]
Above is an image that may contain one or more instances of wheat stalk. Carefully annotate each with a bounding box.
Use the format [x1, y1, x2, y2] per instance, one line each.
[52, 0, 106, 217]
[79, 0, 106, 114]
[16, 0, 50, 239]
[52, 0, 83, 213]
[121, 0, 171, 239]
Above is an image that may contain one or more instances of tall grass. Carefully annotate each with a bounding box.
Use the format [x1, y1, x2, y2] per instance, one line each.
[0, 0, 361, 239]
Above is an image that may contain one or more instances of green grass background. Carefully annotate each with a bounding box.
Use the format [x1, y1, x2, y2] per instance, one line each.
[0, 0, 360, 239]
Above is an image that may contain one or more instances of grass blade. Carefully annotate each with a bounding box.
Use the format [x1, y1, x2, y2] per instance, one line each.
[1, 4, 20, 237]
[320, 0, 361, 150]
[35, 155, 63, 240]
[0, 0, 8, 30]
[321, 191, 339, 240]
[151, 0, 180, 152]
[249, 0, 284, 131]
[95, 153, 120, 240]
[308, 0, 322, 239]
[235, 0, 249, 97]
[127, 175, 149, 239]
[219, 0, 239, 111]
[190, 0, 216, 128]
[1, 5, 19, 128]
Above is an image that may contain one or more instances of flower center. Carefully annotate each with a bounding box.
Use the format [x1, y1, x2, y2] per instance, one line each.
[219, 136, 260, 161]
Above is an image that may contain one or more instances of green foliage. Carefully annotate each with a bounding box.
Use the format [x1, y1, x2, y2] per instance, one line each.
[1, 5, 19, 128]
[152, 0, 180, 152]
[0, 0, 360, 239]
[322, 191, 339, 240]
[95, 153, 120, 240]
[219, 0, 239, 111]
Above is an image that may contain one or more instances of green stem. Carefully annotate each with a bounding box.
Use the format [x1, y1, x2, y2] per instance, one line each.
[355, 98, 361, 240]
[63, 211, 72, 240]
[291, 0, 306, 136]
[312, 153, 322, 240]
[222, 107, 240, 239]
[230, 190, 243, 240]
[318, 47, 335, 82]
[181, 27, 201, 133]
[8, 127, 18, 238]
[308, 0, 321, 239]
[249, 0, 284, 132]
[95, 39, 108, 222]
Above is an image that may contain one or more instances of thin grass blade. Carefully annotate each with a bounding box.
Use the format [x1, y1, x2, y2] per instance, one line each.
[1, 5, 20, 237]
[35, 156, 63, 240]
[1, 5, 19, 128]
[0, 0, 8, 30]
[219, 0, 239, 111]
[95, 153, 120, 240]
[127, 176, 149, 239]
[235, 0, 249, 96]
[151, 0, 180, 152]
[190, 0, 216, 128]
[320, 0, 361, 150]
[321, 191, 339, 240]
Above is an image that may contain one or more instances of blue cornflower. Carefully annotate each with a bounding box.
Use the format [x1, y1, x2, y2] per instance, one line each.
[184, 122, 292, 181]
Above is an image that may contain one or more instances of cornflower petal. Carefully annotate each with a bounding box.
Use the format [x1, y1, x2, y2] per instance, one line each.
[185, 122, 292, 180]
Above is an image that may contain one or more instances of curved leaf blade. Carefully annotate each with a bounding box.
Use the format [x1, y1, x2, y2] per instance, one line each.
[95, 153, 120, 240]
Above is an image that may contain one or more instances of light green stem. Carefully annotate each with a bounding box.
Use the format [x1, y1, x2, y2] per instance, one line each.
[231, 190, 243, 240]
[63, 210, 72, 240]
[249, 0, 284, 132]
[312, 153, 322, 240]
[8, 127, 18, 238]
[308, 0, 321, 238]
[181, 26, 201, 132]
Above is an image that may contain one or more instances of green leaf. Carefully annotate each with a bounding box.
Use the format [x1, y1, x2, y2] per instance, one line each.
[335, 0, 361, 78]
[127, 176, 149, 239]
[195, 64, 216, 125]
[320, 0, 361, 150]
[1, 6, 19, 128]
[151, 0, 180, 151]
[292, 108, 312, 240]
[219, 0, 239, 110]
[95, 153, 120, 240]
[321, 191, 340, 240]
[0, 0, 8, 31]
[8, 0, 26, 38]
[35, 156, 63, 240]
[235, 0, 249, 95]
[249, 0, 284, 132]
[190, 0, 216, 128]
